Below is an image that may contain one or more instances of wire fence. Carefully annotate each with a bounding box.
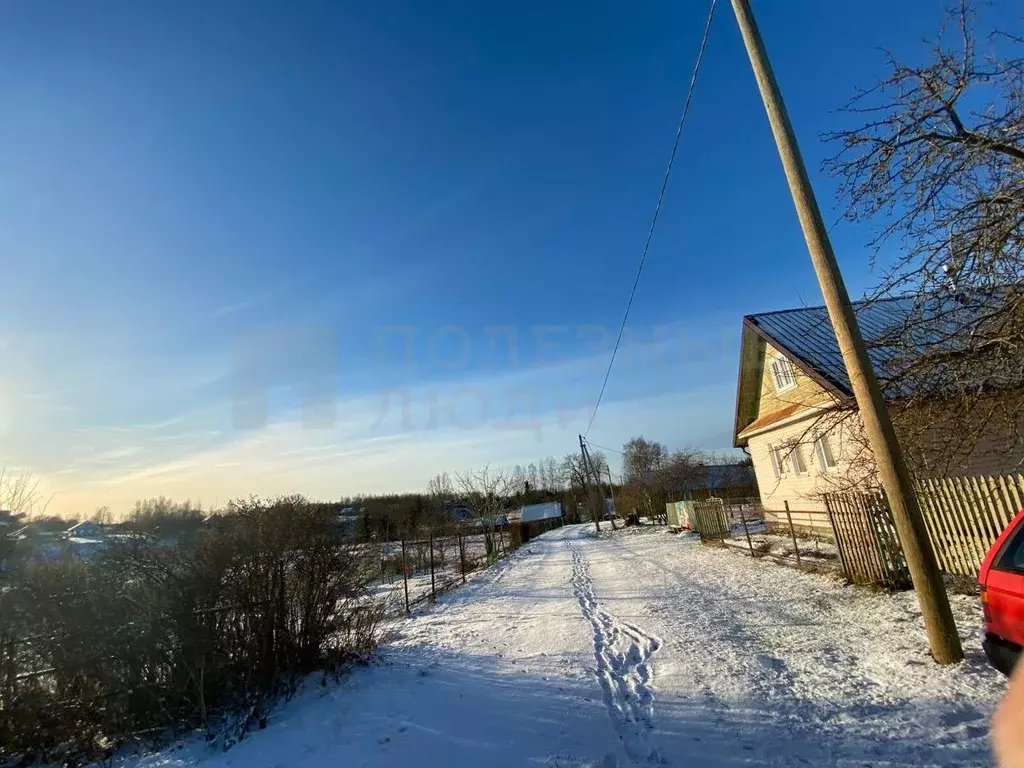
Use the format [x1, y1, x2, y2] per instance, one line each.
[689, 498, 848, 577]
[371, 518, 563, 614]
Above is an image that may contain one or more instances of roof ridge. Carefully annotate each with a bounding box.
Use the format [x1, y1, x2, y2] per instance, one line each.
[744, 294, 909, 322]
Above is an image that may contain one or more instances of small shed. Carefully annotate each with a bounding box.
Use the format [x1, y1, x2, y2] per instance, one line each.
[517, 502, 564, 543]
[520, 502, 563, 523]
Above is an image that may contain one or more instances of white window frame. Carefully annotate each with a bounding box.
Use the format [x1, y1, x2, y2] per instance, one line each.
[815, 435, 838, 472]
[769, 446, 783, 479]
[769, 355, 797, 393]
[789, 443, 809, 476]
[770, 442, 807, 479]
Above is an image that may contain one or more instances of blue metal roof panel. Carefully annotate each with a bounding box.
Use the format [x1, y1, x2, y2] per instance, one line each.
[746, 293, 1004, 397]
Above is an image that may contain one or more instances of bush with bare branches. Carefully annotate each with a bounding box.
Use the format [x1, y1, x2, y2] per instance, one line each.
[0, 495, 386, 766]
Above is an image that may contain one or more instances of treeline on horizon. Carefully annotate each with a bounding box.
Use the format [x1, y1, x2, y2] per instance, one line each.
[16, 440, 753, 539]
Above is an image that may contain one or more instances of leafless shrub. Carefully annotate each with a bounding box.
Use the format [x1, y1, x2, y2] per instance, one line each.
[0, 495, 385, 766]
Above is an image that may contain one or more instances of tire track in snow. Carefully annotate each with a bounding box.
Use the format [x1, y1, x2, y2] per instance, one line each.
[568, 540, 665, 765]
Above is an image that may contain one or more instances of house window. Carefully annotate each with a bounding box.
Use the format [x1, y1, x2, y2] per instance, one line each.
[769, 446, 783, 479]
[770, 443, 807, 478]
[770, 356, 796, 392]
[815, 435, 838, 471]
[789, 444, 808, 476]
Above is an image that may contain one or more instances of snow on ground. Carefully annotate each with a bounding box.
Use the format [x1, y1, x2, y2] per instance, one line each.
[122, 523, 1006, 768]
[723, 530, 842, 567]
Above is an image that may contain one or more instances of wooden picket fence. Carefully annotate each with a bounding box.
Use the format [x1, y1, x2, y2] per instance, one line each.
[914, 474, 1024, 577]
[825, 473, 1024, 584]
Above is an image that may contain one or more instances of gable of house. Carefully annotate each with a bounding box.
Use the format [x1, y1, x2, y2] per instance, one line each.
[733, 307, 868, 517]
[735, 327, 839, 448]
[66, 521, 105, 538]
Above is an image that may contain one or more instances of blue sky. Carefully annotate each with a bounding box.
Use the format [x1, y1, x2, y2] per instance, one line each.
[0, 0, 1001, 515]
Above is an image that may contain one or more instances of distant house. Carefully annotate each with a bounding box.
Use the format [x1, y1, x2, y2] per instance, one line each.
[443, 505, 474, 522]
[64, 521, 106, 540]
[10, 523, 60, 542]
[518, 501, 564, 542]
[520, 502, 563, 523]
[8, 523, 69, 562]
[701, 463, 757, 491]
[733, 294, 1024, 523]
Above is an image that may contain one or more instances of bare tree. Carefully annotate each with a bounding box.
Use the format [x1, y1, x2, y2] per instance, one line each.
[542, 456, 562, 492]
[454, 465, 517, 559]
[529, 462, 540, 492]
[825, 0, 1024, 472]
[91, 506, 113, 525]
[657, 448, 709, 496]
[622, 437, 667, 484]
[425, 472, 455, 510]
[425, 471, 462, 565]
[0, 467, 50, 517]
[559, 452, 588, 523]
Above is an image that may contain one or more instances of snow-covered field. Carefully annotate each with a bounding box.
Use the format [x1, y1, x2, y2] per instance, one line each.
[122, 523, 1006, 767]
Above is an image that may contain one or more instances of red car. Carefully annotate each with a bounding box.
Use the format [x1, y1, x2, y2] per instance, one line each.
[979, 509, 1024, 675]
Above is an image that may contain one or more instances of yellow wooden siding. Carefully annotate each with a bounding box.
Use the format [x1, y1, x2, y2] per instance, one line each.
[748, 410, 871, 532]
[755, 343, 834, 421]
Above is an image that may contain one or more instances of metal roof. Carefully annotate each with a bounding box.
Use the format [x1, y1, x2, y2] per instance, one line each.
[744, 292, 1005, 398]
[520, 502, 563, 522]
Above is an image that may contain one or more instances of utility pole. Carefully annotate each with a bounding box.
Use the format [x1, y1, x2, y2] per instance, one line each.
[729, 0, 962, 663]
[579, 435, 603, 534]
[604, 466, 620, 527]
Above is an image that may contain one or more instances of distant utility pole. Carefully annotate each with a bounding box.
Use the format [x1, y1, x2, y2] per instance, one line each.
[605, 466, 619, 525]
[729, 0, 962, 663]
[579, 435, 603, 534]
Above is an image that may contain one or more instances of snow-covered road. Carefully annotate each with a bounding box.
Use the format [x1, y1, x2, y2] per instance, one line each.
[129, 523, 1007, 768]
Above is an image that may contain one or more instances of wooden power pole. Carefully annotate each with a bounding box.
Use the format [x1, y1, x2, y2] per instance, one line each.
[729, 0, 962, 663]
[579, 435, 604, 534]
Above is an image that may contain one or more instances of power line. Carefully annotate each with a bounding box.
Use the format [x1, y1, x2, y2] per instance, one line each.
[584, 0, 719, 438]
[582, 439, 626, 458]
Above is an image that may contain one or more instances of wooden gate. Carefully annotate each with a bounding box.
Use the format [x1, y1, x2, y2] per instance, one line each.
[691, 498, 730, 543]
[824, 492, 910, 589]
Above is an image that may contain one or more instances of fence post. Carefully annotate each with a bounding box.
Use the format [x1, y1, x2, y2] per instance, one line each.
[785, 501, 801, 567]
[738, 504, 754, 554]
[458, 526, 466, 584]
[429, 531, 436, 603]
[401, 536, 410, 614]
